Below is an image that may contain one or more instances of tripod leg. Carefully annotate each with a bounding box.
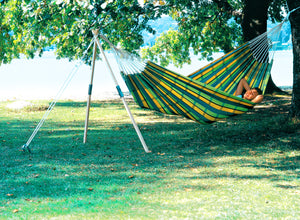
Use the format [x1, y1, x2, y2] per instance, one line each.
[93, 32, 150, 153]
[83, 39, 98, 144]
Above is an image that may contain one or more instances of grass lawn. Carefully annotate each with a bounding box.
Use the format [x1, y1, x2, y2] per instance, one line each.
[0, 95, 299, 219]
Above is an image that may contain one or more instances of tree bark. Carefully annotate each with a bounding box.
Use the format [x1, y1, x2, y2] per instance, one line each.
[286, 0, 300, 118]
[241, 0, 282, 94]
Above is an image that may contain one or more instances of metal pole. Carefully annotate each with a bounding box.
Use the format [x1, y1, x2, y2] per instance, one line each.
[93, 32, 150, 153]
[83, 30, 98, 143]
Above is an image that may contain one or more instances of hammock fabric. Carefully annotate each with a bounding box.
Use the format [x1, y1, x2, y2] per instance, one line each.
[102, 21, 283, 124]
[188, 42, 273, 96]
[123, 60, 254, 124]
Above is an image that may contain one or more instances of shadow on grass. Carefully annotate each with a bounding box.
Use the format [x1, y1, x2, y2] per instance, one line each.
[54, 99, 133, 109]
[0, 95, 299, 210]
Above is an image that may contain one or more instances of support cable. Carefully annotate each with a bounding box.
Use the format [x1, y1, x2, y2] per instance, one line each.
[22, 39, 94, 153]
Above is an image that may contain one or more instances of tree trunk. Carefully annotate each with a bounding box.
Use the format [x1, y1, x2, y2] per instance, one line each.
[241, 0, 270, 42]
[241, 0, 282, 94]
[287, 0, 300, 118]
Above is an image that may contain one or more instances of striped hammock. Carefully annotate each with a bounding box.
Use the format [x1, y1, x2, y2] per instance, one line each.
[101, 21, 284, 124]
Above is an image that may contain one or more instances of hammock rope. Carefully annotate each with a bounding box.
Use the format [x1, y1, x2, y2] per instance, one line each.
[22, 38, 95, 153]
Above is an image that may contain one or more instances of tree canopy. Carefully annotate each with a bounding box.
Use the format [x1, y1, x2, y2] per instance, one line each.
[0, 0, 160, 65]
[141, 0, 290, 67]
[0, 0, 289, 66]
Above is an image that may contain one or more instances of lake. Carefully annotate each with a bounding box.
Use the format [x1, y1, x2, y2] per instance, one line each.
[0, 50, 293, 101]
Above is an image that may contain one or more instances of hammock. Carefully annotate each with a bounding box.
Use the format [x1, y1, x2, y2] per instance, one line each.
[20, 11, 298, 153]
[101, 21, 284, 124]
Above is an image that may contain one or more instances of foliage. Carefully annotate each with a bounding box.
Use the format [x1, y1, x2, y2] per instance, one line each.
[142, 0, 243, 67]
[0, 0, 288, 67]
[268, 0, 289, 23]
[0, 0, 160, 65]
[141, 0, 289, 67]
[0, 96, 300, 218]
[142, 16, 177, 47]
[0, 0, 23, 64]
[140, 29, 192, 66]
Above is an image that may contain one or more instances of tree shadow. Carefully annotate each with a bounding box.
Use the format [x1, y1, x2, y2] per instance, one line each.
[1, 95, 299, 210]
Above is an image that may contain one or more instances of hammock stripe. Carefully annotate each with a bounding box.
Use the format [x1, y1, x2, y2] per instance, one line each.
[123, 60, 254, 124]
[188, 42, 272, 95]
[146, 62, 254, 109]
[120, 41, 273, 124]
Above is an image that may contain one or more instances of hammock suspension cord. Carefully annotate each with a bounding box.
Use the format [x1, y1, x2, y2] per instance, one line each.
[22, 39, 95, 153]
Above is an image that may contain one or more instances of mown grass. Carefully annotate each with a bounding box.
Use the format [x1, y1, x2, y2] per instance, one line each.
[0, 96, 299, 219]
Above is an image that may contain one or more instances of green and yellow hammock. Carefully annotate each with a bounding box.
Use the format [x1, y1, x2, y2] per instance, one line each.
[103, 21, 283, 124]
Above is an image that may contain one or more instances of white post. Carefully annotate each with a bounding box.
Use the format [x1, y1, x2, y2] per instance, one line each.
[93, 32, 150, 153]
[83, 30, 98, 143]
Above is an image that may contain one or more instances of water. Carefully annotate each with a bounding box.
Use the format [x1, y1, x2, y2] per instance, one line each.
[0, 50, 293, 101]
[0, 52, 126, 100]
